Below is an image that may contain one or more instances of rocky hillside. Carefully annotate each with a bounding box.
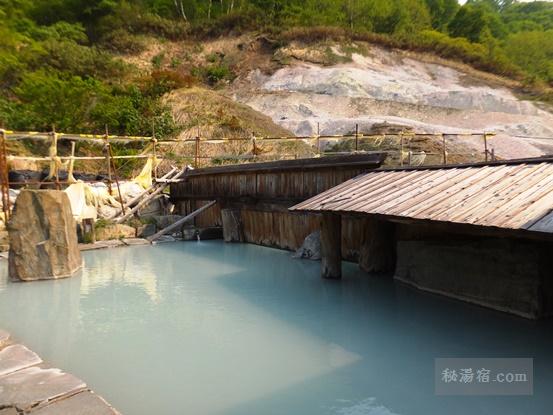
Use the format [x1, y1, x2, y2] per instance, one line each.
[139, 34, 553, 163]
[230, 42, 553, 161]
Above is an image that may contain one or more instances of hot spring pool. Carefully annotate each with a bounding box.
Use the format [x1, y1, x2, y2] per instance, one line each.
[0, 241, 552, 414]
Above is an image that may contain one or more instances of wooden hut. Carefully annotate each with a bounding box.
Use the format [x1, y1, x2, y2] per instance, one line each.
[291, 157, 553, 319]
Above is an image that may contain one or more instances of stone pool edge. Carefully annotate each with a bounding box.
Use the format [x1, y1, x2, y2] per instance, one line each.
[0, 329, 121, 414]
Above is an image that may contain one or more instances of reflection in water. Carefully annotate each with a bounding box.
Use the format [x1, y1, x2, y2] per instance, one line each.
[80, 250, 161, 303]
[0, 241, 552, 415]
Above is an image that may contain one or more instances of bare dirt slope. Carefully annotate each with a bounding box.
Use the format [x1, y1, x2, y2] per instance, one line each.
[230, 43, 553, 160]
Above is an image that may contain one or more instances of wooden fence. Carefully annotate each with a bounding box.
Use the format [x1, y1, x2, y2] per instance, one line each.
[0, 126, 496, 221]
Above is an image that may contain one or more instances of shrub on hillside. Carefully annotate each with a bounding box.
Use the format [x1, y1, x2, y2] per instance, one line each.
[279, 26, 348, 44]
[143, 70, 195, 96]
[100, 29, 147, 54]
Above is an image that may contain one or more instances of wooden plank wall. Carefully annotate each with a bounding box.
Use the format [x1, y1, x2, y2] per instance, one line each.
[176, 200, 222, 228]
[177, 198, 364, 261]
[171, 165, 374, 261]
[171, 168, 369, 201]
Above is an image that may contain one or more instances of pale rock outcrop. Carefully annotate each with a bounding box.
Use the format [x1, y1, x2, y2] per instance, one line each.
[0, 230, 9, 252]
[95, 224, 136, 241]
[8, 190, 82, 281]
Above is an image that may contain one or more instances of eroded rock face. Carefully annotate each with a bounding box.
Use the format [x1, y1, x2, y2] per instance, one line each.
[8, 190, 82, 281]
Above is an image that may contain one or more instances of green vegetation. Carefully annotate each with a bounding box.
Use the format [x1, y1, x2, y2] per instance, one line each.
[0, 0, 552, 137]
[0, 0, 181, 136]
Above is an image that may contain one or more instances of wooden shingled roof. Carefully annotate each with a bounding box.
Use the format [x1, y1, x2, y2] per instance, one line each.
[290, 159, 553, 234]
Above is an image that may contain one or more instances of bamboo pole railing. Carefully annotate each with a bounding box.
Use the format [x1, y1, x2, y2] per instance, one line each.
[0, 127, 496, 199]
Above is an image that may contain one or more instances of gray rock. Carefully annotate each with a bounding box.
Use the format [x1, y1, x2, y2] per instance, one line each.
[0, 367, 86, 412]
[97, 205, 120, 220]
[138, 194, 169, 218]
[293, 231, 321, 260]
[8, 190, 82, 281]
[152, 215, 183, 229]
[137, 223, 156, 238]
[0, 344, 42, 376]
[31, 391, 119, 415]
[181, 226, 198, 241]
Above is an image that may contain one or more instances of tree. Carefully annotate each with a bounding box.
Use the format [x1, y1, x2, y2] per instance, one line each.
[448, 3, 506, 42]
[504, 30, 553, 83]
[425, 0, 459, 30]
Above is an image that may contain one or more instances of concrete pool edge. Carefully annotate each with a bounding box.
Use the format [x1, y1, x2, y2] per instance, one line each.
[0, 329, 120, 414]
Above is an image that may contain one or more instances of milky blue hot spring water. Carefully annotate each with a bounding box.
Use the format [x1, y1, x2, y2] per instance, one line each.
[0, 242, 552, 414]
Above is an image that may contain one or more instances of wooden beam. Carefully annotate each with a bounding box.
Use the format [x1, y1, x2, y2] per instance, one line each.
[359, 218, 396, 274]
[115, 167, 187, 224]
[320, 212, 342, 279]
[178, 153, 385, 177]
[148, 200, 217, 242]
[221, 208, 244, 242]
[115, 167, 178, 215]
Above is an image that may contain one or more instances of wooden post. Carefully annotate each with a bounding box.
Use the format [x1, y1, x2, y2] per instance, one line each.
[52, 125, 61, 190]
[108, 145, 126, 216]
[221, 208, 244, 242]
[484, 132, 489, 162]
[82, 218, 96, 244]
[358, 217, 396, 274]
[399, 132, 404, 167]
[115, 167, 188, 224]
[320, 212, 342, 279]
[355, 123, 359, 152]
[195, 135, 200, 169]
[104, 125, 112, 195]
[442, 133, 447, 165]
[0, 129, 10, 221]
[152, 121, 158, 180]
[316, 122, 321, 156]
[407, 134, 412, 166]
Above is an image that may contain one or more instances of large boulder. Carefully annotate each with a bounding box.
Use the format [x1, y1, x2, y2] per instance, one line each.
[8, 190, 82, 281]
